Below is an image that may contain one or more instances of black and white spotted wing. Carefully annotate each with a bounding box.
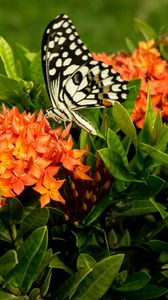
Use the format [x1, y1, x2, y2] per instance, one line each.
[42, 14, 128, 135]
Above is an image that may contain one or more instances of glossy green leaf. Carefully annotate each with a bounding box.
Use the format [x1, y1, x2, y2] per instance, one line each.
[49, 254, 73, 274]
[71, 254, 124, 300]
[28, 52, 43, 83]
[107, 128, 129, 169]
[99, 148, 142, 182]
[0, 250, 18, 276]
[0, 198, 23, 224]
[55, 267, 93, 300]
[34, 248, 54, 281]
[148, 240, 168, 252]
[0, 291, 27, 300]
[121, 135, 131, 156]
[134, 19, 157, 40]
[0, 218, 12, 243]
[82, 189, 111, 226]
[159, 44, 168, 60]
[0, 37, 19, 80]
[155, 124, 168, 151]
[13, 43, 30, 79]
[113, 101, 137, 147]
[125, 37, 136, 52]
[140, 87, 155, 144]
[120, 200, 158, 216]
[17, 207, 49, 237]
[29, 288, 40, 300]
[7, 226, 48, 294]
[129, 176, 165, 200]
[141, 143, 168, 164]
[0, 75, 25, 102]
[121, 284, 167, 299]
[150, 198, 168, 219]
[119, 229, 131, 247]
[151, 111, 163, 146]
[123, 78, 141, 114]
[116, 271, 151, 292]
[20, 228, 48, 294]
[41, 268, 52, 297]
[77, 253, 96, 270]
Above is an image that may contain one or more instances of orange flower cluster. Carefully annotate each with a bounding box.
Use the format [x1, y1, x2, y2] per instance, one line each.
[0, 105, 91, 208]
[93, 39, 168, 127]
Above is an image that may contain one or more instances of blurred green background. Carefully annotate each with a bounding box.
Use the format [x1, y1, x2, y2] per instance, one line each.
[0, 0, 168, 54]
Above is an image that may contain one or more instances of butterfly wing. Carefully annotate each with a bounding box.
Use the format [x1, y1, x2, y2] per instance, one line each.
[42, 14, 128, 134]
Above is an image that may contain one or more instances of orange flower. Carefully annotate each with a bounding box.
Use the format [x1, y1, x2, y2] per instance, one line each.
[33, 172, 65, 207]
[0, 150, 15, 175]
[0, 105, 91, 208]
[12, 160, 37, 195]
[61, 149, 87, 171]
[93, 39, 168, 128]
[13, 134, 29, 160]
[73, 165, 92, 180]
[0, 178, 15, 198]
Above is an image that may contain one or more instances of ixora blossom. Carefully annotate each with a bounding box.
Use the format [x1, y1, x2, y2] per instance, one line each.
[93, 39, 168, 127]
[0, 105, 91, 208]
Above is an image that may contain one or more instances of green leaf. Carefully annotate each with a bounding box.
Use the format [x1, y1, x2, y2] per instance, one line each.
[116, 271, 151, 292]
[99, 148, 142, 182]
[17, 207, 49, 237]
[7, 226, 48, 294]
[82, 189, 111, 226]
[122, 284, 167, 299]
[124, 78, 141, 114]
[107, 128, 129, 169]
[79, 129, 93, 151]
[140, 86, 156, 144]
[159, 44, 168, 60]
[134, 19, 157, 40]
[151, 111, 163, 146]
[113, 101, 137, 148]
[0, 218, 12, 243]
[33, 248, 54, 283]
[141, 143, 168, 164]
[0, 250, 18, 276]
[119, 229, 131, 247]
[29, 288, 40, 300]
[28, 52, 43, 83]
[0, 75, 25, 102]
[150, 198, 168, 219]
[21, 227, 48, 294]
[13, 43, 30, 79]
[0, 198, 23, 224]
[41, 268, 52, 297]
[0, 37, 20, 80]
[120, 200, 158, 217]
[77, 253, 96, 270]
[55, 267, 93, 300]
[129, 175, 165, 200]
[125, 37, 136, 52]
[148, 240, 168, 252]
[49, 254, 73, 275]
[0, 291, 28, 300]
[71, 254, 124, 300]
[155, 125, 168, 151]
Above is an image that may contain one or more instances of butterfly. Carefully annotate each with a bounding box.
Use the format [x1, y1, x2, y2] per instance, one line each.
[42, 14, 128, 135]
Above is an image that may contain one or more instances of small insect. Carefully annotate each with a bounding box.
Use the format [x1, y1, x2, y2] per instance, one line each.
[42, 14, 128, 135]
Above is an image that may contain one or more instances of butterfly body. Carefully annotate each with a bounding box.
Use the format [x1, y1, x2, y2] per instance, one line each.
[42, 14, 128, 135]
